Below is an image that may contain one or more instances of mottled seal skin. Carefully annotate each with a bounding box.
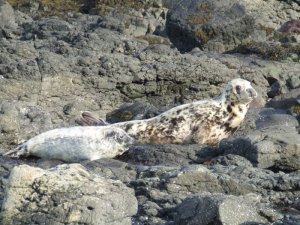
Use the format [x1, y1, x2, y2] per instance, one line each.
[78, 78, 257, 146]
[3, 126, 134, 162]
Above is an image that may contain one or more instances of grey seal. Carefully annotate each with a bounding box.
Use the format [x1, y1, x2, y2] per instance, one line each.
[3, 126, 134, 162]
[77, 78, 258, 146]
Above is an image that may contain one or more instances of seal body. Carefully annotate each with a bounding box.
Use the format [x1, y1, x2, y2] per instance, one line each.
[4, 126, 134, 162]
[78, 78, 257, 146]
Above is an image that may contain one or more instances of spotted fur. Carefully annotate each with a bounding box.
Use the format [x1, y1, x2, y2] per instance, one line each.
[78, 78, 257, 146]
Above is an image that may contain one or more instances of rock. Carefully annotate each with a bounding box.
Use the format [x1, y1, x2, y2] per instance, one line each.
[120, 144, 218, 166]
[106, 101, 160, 123]
[166, 0, 300, 52]
[0, 100, 53, 150]
[174, 193, 268, 225]
[278, 19, 300, 37]
[220, 125, 300, 171]
[0, 0, 17, 30]
[22, 17, 73, 40]
[267, 88, 300, 112]
[255, 110, 299, 129]
[163, 165, 223, 194]
[209, 154, 253, 168]
[95, 0, 168, 36]
[1, 2, 300, 225]
[1, 164, 138, 225]
[9, 0, 91, 18]
[131, 162, 300, 224]
[81, 158, 137, 183]
[288, 75, 300, 89]
[233, 108, 289, 137]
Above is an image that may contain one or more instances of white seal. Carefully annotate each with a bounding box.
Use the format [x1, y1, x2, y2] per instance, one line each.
[3, 126, 134, 162]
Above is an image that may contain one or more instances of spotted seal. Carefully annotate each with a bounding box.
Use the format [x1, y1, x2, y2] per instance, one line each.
[77, 78, 257, 146]
[3, 126, 134, 162]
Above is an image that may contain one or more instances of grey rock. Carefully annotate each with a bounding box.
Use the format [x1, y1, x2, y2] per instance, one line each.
[81, 158, 137, 183]
[233, 108, 293, 137]
[163, 165, 223, 194]
[255, 111, 299, 129]
[131, 162, 300, 224]
[288, 75, 300, 89]
[22, 17, 72, 40]
[267, 88, 300, 110]
[209, 154, 253, 168]
[0, 0, 17, 30]
[1, 3, 300, 225]
[95, 0, 167, 36]
[106, 101, 160, 123]
[120, 144, 218, 166]
[220, 125, 300, 170]
[1, 164, 138, 225]
[166, 0, 300, 52]
[174, 193, 268, 225]
[0, 100, 53, 150]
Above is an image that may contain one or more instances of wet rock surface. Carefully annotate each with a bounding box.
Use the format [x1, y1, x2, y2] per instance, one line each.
[0, 0, 300, 224]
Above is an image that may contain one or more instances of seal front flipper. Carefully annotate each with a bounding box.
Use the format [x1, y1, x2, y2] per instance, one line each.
[3, 143, 29, 158]
[75, 111, 108, 126]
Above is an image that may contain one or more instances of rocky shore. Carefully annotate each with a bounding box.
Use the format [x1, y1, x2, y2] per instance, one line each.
[0, 0, 299, 224]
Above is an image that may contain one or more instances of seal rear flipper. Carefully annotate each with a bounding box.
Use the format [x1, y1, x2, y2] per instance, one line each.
[2, 144, 29, 158]
[75, 111, 108, 126]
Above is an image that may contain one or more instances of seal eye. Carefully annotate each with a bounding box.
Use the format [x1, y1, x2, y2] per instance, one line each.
[235, 85, 241, 94]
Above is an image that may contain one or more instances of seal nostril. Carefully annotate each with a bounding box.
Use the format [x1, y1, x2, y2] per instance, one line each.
[247, 88, 257, 98]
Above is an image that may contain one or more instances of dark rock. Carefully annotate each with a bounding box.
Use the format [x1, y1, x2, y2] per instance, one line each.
[233, 108, 292, 137]
[9, 0, 92, 18]
[291, 198, 300, 211]
[95, 0, 167, 36]
[267, 88, 300, 110]
[268, 80, 286, 98]
[166, 0, 300, 53]
[106, 101, 160, 123]
[120, 144, 217, 166]
[131, 162, 300, 224]
[81, 158, 137, 183]
[174, 193, 268, 225]
[255, 111, 299, 129]
[220, 126, 300, 171]
[2, 2, 300, 225]
[209, 154, 253, 168]
[278, 19, 300, 34]
[36, 17, 73, 38]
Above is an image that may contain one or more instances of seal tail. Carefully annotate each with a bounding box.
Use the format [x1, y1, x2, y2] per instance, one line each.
[2, 143, 28, 158]
[75, 111, 108, 126]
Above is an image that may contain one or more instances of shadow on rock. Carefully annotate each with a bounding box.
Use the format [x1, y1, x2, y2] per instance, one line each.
[118, 144, 221, 167]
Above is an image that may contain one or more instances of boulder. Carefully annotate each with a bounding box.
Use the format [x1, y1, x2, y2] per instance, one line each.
[106, 101, 160, 123]
[95, 0, 168, 36]
[1, 164, 138, 225]
[0, 0, 17, 30]
[120, 144, 218, 166]
[166, 0, 300, 52]
[132, 162, 300, 224]
[221, 126, 300, 171]
[174, 193, 268, 225]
